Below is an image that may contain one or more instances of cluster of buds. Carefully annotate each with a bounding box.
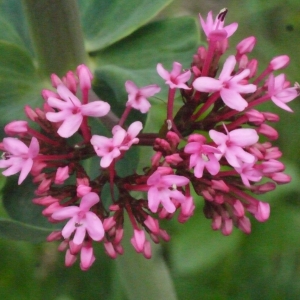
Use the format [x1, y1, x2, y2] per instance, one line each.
[0, 9, 298, 270]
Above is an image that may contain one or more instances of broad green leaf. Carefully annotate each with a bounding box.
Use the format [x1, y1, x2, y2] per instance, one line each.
[0, 41, 43, 136]
[2, 177, 57, 229]
[0, 218, 52, 242]
[92, 17, 198, 118]
[0, 0, 34, 54]
[92, 17, 199, 72]
[0, 16, 24, 46]
[78, 0, 173, 52]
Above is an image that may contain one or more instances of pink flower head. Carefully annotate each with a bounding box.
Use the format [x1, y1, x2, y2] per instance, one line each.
[0, 137, 39, 184]
[193, 55, 257, 111]
[157, 62, 191, 89]
[146, 167, 190, 213]
[46, 84, 110, 138]
[184, 134, 221, 178]
[267, 73, 298, 112]
[51, 192, 104, 245]
[91, 121, 142, 168]
[199, 9, 238, 41]
[209, 126, 259, 168]
[125, 80, 161, 113]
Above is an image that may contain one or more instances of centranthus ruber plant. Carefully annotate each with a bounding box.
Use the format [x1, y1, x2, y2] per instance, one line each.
[0, 8, 299, 271]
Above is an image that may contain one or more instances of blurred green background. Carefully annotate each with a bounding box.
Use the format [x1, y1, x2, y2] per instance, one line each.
[1, 0, 300, 299]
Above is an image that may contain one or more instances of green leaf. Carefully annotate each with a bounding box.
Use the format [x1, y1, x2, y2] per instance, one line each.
[2, 177, 57, 229]
[0, 15, 25, 46]
[169, 206, 242, 275]
[0, 41, 43, 134]
[79, 0, 173, 52]
[0, 0, 34, 54]
[92, 17, 198, 117]
[0, 218, 52, 242]
[93, 17, 199, 72]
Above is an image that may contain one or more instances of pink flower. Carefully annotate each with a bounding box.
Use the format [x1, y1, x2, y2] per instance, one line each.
[91, 121, 142, 168]
[209, 126, 259, 168]
[51, 192, 104, 245]
[146, 167, 189, 213]
[0, 137, 39, 184]
[46, 84, 110, 138]
[199, 10, 238, 41]
[234, 162, 262, 187]
[267, 73, 298, 112]
[193, 55, 257, 111]
[157, 62, 191, 89]
[184, 134, 220, 178]
[125, 80, 161, 113]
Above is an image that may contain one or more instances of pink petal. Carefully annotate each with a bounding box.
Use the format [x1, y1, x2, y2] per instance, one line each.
[57, 113, 83, 138]
[219, 55, 236, 81]
[162, 174, 189, 186]
[46, 110, 71, 123]
[229, 128, 259, 146]
[127, 121, 143, 138]
[193, 77, 222, 93]
[57, 84, 81, 106]
[47, 97, 72, 110]
[3, 138, 28, 156]
[170, 62, 183, 77]
[18, 158, 33, 184]
[223, 23, 238, 37]
[52, 206, 80, 220]
[73, 225, 86, 245]
[100, 148, 120, 168]
[140, 85, 161, 97]
[148, 187, 160, 213]
[80, 192, 100, 211]
[125, 80, 138, 94]
[28, 137, 39, 158]
[61, 217, 77, 239]
[156, 63, 170, 80]
[220, 88, 248, 111]
[85, 211, 104, 241]
[81, 101, 110, 117]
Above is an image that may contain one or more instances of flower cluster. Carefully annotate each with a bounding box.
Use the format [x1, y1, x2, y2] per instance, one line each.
[0, 9, 298, 270]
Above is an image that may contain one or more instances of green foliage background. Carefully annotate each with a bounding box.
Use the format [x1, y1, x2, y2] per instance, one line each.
[0, 0, 300, 299]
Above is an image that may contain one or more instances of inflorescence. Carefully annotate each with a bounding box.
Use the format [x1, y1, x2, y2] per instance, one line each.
[0, 9, 299, 270]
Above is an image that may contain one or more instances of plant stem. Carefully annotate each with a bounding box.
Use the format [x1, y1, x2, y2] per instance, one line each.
[22, 0, 86, 77]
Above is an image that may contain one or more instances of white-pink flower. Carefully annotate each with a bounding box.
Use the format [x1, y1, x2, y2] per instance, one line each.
[267, 73, 298, 112]
[193, 55, 257, 111]
[184, 134, 221, 178]
[0, 137, 39, 184]
[209, 126, 259, 168]
[146, 167, 189, 213]
[157, 62, 191, 89]
[46, 84, 110, 138]
[199, 10, 238, 41]
[91, 121, 143, 168]
[51, 192, 104, 245]
[125, 80, 161, 113]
